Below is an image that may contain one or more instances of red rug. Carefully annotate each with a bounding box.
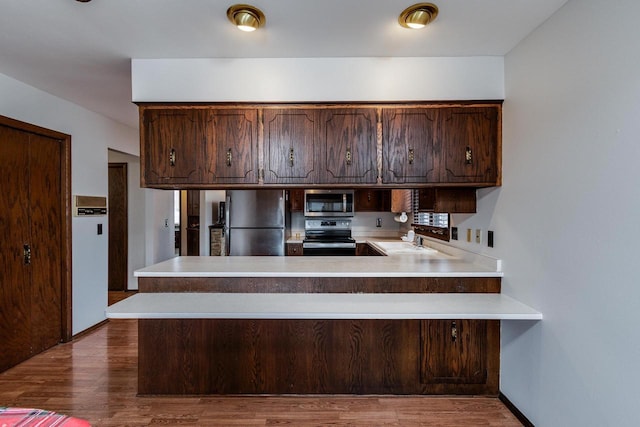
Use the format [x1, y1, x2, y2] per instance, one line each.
[0, 407, 90, 426]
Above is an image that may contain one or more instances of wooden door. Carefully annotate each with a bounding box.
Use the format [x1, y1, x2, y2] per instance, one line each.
[320, 109, 378, 184]
[108, 163, 128, 291]
[263, 109, 318, 184]
[203, 109, 258, 184]
[440, 107, 499, 184]
[0, 119, 68, 372]
[28, 133, 63, 355]
[142, 109, 201, 185]
[0, 125, 33, 371]
[382, 108, 438, 184]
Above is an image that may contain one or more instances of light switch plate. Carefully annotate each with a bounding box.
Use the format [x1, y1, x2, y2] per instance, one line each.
[466, 229, 472, 242]
[475, 229, 481, 244]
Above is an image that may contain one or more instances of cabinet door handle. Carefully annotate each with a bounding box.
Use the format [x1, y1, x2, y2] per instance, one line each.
[226, 149, 232, 167]
[451, 321, 458, 343]
[465, 146, 473, 164]
[289, 148, 294, 167]
[408, 148, 415, 165]
[23, 244, 31, 265]
[169, 148, 176, 167]
[346, 148, 352, 165]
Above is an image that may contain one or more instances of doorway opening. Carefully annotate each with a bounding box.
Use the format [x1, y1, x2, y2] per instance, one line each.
[108, 162, 128, 291]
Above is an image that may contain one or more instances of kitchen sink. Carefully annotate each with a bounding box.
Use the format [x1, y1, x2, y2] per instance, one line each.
[372, 241, 442, 255]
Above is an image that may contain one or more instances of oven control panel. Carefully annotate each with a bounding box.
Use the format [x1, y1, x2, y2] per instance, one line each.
[305, 218, 352, 231]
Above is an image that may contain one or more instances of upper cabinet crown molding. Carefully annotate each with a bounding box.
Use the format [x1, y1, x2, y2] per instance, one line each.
[137, 102, 502, 189]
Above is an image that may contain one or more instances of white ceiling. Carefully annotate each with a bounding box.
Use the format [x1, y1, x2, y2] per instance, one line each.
[0, 0, 568, 129]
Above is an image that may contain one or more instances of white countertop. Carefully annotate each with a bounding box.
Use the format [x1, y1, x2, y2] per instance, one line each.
[134, 255, 501, 278]
[106, 292, 542, 320]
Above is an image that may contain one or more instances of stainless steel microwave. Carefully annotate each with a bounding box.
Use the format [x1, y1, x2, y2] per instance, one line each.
[304, 189, 354, 217]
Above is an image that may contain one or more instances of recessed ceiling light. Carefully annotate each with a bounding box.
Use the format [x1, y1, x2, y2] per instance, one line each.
[227, 4, 266, 32]
[398, 3, 439, 29]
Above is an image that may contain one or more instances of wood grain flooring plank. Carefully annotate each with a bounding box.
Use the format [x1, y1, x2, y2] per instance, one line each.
[0, 319, 523, 426]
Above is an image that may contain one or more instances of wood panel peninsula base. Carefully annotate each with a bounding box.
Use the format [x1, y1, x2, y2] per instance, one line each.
[138, 317, 499, 395]
[134, 273, 503, 396]
[111, 255, 542, 397]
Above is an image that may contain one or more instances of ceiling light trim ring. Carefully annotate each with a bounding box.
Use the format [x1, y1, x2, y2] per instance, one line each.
[399, 3, 439, 29]
[227, 4, 266, 32]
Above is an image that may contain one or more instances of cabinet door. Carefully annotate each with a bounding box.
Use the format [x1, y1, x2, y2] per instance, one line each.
[288, 189, 304, 212]
[286, 243, 303, 256]
[355, 189, 390, 212]
[382, 108, 438, 184]
[203, 109, 258, 184]
[440, 107, 499, 184]
[142, 109, 202, 185]
[356, 243, 384, 256]
[320, 109, 378, 184]
[421, 319, 488, 385]
[418, 188, 477, 213]
[263, 109, 318, 184]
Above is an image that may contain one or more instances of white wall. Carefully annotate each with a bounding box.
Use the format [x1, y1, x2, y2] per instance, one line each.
[0, 73, 139, 334]
[447, 1, 640, 425]
[132, 57, 504, 102]
[144, 190, 175, 266]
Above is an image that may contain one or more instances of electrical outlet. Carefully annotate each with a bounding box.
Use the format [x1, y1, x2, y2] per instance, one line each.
[451, 227, 458, 240]
[488, 230, 494, 248]
[466, 229, 472, 242]
[475, 229, 481, 244]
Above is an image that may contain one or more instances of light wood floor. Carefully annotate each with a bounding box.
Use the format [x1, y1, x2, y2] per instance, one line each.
[0, 318, 523, 426]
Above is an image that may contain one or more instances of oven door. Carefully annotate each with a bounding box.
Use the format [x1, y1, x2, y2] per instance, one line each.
[302, 241, 356, 256]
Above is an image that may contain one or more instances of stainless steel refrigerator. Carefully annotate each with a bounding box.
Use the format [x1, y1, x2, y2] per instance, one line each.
[225, 190, 289, 256]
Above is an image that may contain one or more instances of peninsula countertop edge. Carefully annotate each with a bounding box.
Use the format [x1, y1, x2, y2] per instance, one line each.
[134, 254, 503, 278]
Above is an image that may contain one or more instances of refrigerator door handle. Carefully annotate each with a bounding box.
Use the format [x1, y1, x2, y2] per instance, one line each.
[225, 195, 231, 255]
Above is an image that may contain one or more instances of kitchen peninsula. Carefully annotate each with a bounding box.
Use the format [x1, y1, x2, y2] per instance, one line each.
[107, 243, 540, 396]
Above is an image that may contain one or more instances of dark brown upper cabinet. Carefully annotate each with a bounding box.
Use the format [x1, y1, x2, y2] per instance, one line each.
[320, 109, 378, 184]
[141, 109, 202, 186]
[202, 109, 258, 185]
[287, 189, 304, 212]
[382, 108, 438, 184]
[138, 102, 501, 189]
[440, 107, 500, 185]
[355, 189, 391, 212]
[418, 188, 477, 214]
[263, 109, 319, 184]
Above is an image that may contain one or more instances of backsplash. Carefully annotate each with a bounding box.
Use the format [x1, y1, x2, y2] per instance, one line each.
[290, 211, 403, 238]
